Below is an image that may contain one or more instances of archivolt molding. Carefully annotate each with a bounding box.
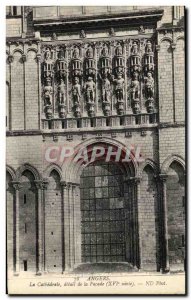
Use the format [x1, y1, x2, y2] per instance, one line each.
[15, 163, 42, 181]
[159, 36, 173, 46]
[6, 164, 16, 181]
[43, 163, 63, 181]
[61, 137, 139, 183]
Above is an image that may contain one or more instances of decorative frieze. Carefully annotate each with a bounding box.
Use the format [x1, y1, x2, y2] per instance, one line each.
[39, 37, 156, 119]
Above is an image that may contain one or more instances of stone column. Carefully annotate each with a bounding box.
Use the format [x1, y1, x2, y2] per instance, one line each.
[73, 183, 81, 267]
[69, 183, 74, 270]
[12, 181, 21, 276]
[42, 180, 48, 273]
[36, 50, 42, 129]
[60, 181, 70, 272]
[159, 174, 170, 273]
[133, 177, 141, 270]
[34, 180, 44, 275]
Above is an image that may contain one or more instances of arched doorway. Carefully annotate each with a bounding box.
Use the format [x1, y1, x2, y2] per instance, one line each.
[80, 160, 126, 263]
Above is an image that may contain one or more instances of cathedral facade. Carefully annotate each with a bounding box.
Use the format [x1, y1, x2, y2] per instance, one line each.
[6, 6, 185, 275]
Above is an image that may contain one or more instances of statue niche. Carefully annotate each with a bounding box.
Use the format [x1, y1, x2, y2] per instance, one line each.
[84, 76, 96, 117]
[131, 72, 140, 114]
[72, 76, 82, 118]
[56, 47, 67, 118]
[98, 45, 112, 115]
[43, 47, 54, 79]
[144, 40, 154, 73]
[99, 74, 111, 116]
[85, 47, 96, 79]
[57, 79, 66, 118]
[112, 72, 125, 115]
[44, 77, 53, 119]
[144, 71, 154, 113]
[71, 47, 82, 78]
[130, 41, 141, 74]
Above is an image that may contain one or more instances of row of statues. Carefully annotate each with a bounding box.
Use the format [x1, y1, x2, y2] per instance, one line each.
[44, 71, 154, 117]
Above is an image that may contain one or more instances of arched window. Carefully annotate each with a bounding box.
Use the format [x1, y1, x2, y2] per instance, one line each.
[140, 165, 159, 270]
[45, 169, 63, 272]
[19, 170, 37, 272]
[166, 161, 185, 270]
[6, 171, 14, 273]
[80, 161, 125, 263]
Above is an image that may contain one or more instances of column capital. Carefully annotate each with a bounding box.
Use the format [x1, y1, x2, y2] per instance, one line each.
[34, 180, 44, 190]
[42, 180, 49, 190]
[12, 181, 22, 190]
[158, 173, 168, 182]
[124, 176, 141, 185]
[7, 54, 14, 64]
[21, 54, 27, 63]
[71, 182, 80, 188]
[36, 53, 42, 63]
[171, 43, 176, 50]
[60, 180, 69, 189]
[34, 179, 49, 190]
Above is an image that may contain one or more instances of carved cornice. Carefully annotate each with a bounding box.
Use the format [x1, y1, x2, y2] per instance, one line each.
[156, 26, 184, 33]
[159, 121, 185, 129]
[33, 9, 164, 31]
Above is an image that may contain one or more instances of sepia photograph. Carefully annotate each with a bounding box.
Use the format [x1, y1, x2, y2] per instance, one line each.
[5, 5, 186, 295]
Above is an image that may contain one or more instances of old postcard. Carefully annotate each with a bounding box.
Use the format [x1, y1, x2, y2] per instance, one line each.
[6, 5, 186, 295]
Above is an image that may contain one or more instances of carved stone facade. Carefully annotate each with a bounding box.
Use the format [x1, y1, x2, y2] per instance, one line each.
[6, 6, 185, 276]
[39, 38, 157, 120]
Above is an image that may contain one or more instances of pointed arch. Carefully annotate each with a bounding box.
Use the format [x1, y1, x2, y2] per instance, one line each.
[139, 159, 158, 178]
[161, 154, 185, 174]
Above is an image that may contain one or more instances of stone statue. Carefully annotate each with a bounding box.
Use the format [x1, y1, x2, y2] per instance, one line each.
[101, 77, 111, 102]
[101, 46, 109, 57]
[131, 72, 140, 100]
[58, 48, 65, 60]
[72, 77, 81, 103]
[58, 79, 65, 104]
[115, 45, 123, 56]
[109, 27, 115, 36]
[73, 47, 80, 59]
[44, 48, 52, 60]
[44, 78, 53, 106]
[84, 76, 96, 102]
[145, 72, 154, 99]
[132, 41, 139, 54]
[145, 40, 152, 53]
[80, 30, 86, 39]
[112, 73, 125, 101]
[86, 47, 93, 58]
